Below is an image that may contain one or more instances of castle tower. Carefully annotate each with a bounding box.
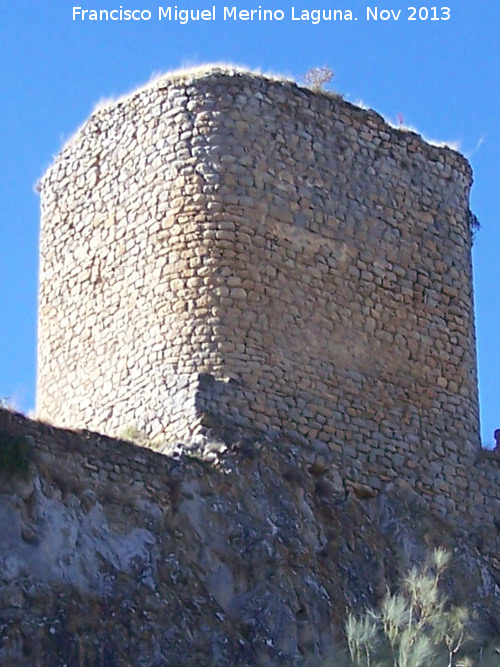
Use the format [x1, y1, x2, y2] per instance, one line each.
[36, 67, 480, 474]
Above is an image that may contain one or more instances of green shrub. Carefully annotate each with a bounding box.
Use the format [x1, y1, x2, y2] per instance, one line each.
[119, 423, 149, 444]
[345, 549, 475, 666]
[0, 432, 33, 476]
[468, 211, 481, 245]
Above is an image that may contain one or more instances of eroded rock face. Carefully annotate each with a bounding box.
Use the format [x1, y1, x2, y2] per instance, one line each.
[0, 410, 499, 666]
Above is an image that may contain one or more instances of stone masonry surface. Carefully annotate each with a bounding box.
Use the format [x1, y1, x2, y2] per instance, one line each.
[36, 67, 488, 523]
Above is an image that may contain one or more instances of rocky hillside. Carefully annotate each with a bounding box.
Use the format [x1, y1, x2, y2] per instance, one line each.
[0, 408, 499, 666]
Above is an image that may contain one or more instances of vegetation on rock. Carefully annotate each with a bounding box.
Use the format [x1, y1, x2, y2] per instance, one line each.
[304, 66, 335, 91]
[345, 548, 499, 666]
[0, 431, 32, 476]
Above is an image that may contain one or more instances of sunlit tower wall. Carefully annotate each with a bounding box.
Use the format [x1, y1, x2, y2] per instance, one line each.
[36, 68, 480, 484]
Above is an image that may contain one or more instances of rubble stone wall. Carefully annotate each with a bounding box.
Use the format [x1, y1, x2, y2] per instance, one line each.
[36, 68, 484, 519]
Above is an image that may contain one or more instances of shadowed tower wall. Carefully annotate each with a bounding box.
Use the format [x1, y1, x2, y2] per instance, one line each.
[37, 69, 480, 489]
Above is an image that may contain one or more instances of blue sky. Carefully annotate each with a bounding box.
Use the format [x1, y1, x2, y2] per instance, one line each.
[1, 1, 498, 446]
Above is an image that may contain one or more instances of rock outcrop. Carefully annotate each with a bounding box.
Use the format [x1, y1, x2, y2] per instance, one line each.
[1, 408, 499, 666]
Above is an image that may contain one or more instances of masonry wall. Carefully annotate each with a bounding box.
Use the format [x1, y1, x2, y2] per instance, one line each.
[37, 69, 481, 515]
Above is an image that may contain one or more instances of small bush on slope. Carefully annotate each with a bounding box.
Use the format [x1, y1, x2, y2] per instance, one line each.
[344, 548, 498, 666]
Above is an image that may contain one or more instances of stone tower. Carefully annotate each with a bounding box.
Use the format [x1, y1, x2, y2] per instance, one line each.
[36, 67, 480, 478]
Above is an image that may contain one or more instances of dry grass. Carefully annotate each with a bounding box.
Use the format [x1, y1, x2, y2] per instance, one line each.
[41, 63, 294, 174]
[93, 63, 294, 113]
